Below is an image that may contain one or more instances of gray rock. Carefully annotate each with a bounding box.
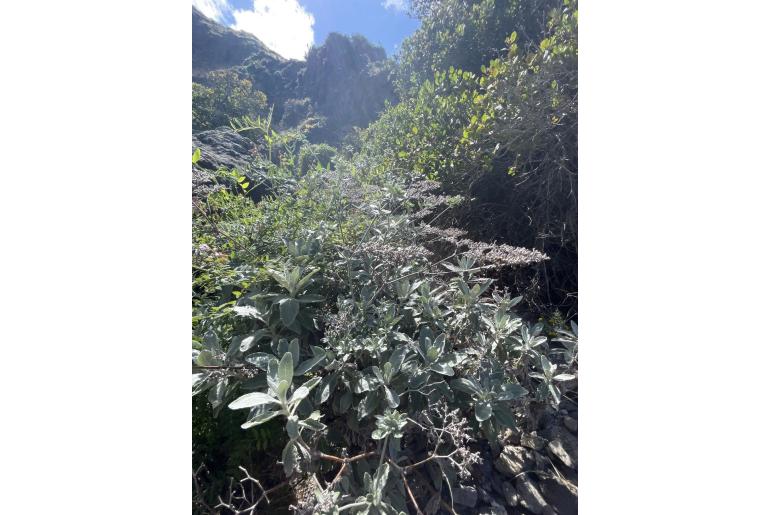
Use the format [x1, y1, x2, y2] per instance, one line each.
[563, 415, 578, 433]
[451, 486, 477, 508]
[540, 476, 578, 515]
[501, 481, 519, 507]
[192, 127, 254, 172]
[516, 476, 549, 515]
[495, 445, 533, 477]
[521, 431, 548, 451]
[547, 428, 578, 470]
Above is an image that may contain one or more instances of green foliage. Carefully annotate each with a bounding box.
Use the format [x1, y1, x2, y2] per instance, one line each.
[395, 0, 561, 96]
[299, 143, 337, 175]
[192, 69, 268, 131]
[192, 1, 578, 512]
[192, 144, 575, 512]
[355, 0, 578, 313]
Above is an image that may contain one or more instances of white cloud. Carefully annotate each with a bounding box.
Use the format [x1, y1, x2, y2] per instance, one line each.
[192, 0, 230, 22]
[383, 0, 408, 11]
[231, 0, 315, 61]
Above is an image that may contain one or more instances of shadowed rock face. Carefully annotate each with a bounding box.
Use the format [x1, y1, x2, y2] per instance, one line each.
[191, 127, 255, 198]
[192, 6, 284, 76]
[192, 8, 396, 145]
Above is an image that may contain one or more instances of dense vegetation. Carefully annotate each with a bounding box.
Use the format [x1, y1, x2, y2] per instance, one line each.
[192, 1, 578, 513]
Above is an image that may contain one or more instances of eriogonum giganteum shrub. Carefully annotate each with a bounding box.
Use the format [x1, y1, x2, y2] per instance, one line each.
[192, 156, 577, 514]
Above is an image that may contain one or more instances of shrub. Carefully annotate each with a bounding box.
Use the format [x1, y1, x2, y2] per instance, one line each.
[192, 149, 578, 513]
[299, 143, 337, 174]
[193, 69, 268, 131]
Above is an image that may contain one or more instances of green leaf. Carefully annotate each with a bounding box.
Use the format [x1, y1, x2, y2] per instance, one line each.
[228, 392, 280, 410]
[192, 147, 201, 163]
[475, 402, 493, 422]
[241, 410, 281, 429]
[286, 416, 299, 439]
[282, 441, 297, 477]
[450, 378, 483, 397]
[493, 405, 517, 428]
[358, 391, 379, 419]
[383, 386, 400, 409]
[296, 293, 325, 303]
[371, 428, 387, 440]
[295, 346, 326, 375]
[280, 298, 300, 327]
[289, 338, 301, 368]
[497, 383, 528, 401]
[278, 352, 294, 385]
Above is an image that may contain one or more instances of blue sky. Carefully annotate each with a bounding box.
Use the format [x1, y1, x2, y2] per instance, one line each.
[192, 0, 420, 60]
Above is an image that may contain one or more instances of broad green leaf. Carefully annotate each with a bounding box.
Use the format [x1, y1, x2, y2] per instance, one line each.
[280, 298, 300, 327]
[228, 392, 280, 410]
[449, 377, 483, 397]
[371, 428, 387, 440]
[192, 147, 201, 163]
[497, 383, 528, 401]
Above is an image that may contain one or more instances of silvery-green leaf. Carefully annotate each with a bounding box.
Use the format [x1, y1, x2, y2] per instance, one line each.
[286, 416, 299, 439]
[408, 370, 431, 389]
[280, 298, 300, 327]
[278, 352, 294, 384]
[241, 409, 281, 429]
[493, 405, 517, 428]
[497, 383, 528, 400]
[296, 346, 326, 375]
[553, 374, 576, 382]
[277, 380, 290, 404]
[383, 386, 400, 408]
[475, 401, 493, 421]
[203, 330, 221, 353]
[228, 392, 280, 410]
[245, 352, 272, 369]
[429, 361, 454, 376]
[358, 391, 379, 419]
[297, 293, 325, 303]
[371, 428, 387, 440]
[388, 345, 410, 373]
[232, 305, 260, 319]
[299, 418, 326, 431]
[372, 366, 385, 384]
[450, 378, 481, 397]
[289, 338, 301, 368]
[315, 372, 338, 404]
[282, 441, 297, 477]
[192, 373, 211, 396]
[196, 350, 221, 367]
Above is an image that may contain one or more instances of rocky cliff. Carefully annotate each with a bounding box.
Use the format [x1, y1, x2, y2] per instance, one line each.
[192, 7, 396, 145]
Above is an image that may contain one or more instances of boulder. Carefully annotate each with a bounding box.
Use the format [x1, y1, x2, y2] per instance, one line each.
[547, 428, 578, 470]
[495, 445, 533, 477]
[501, 481, 519, 507]
[191, 127, 257, 199]
[521, 431, 548, 451]
[516, 475, 549, 515]
[563, 415, 578, 433]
